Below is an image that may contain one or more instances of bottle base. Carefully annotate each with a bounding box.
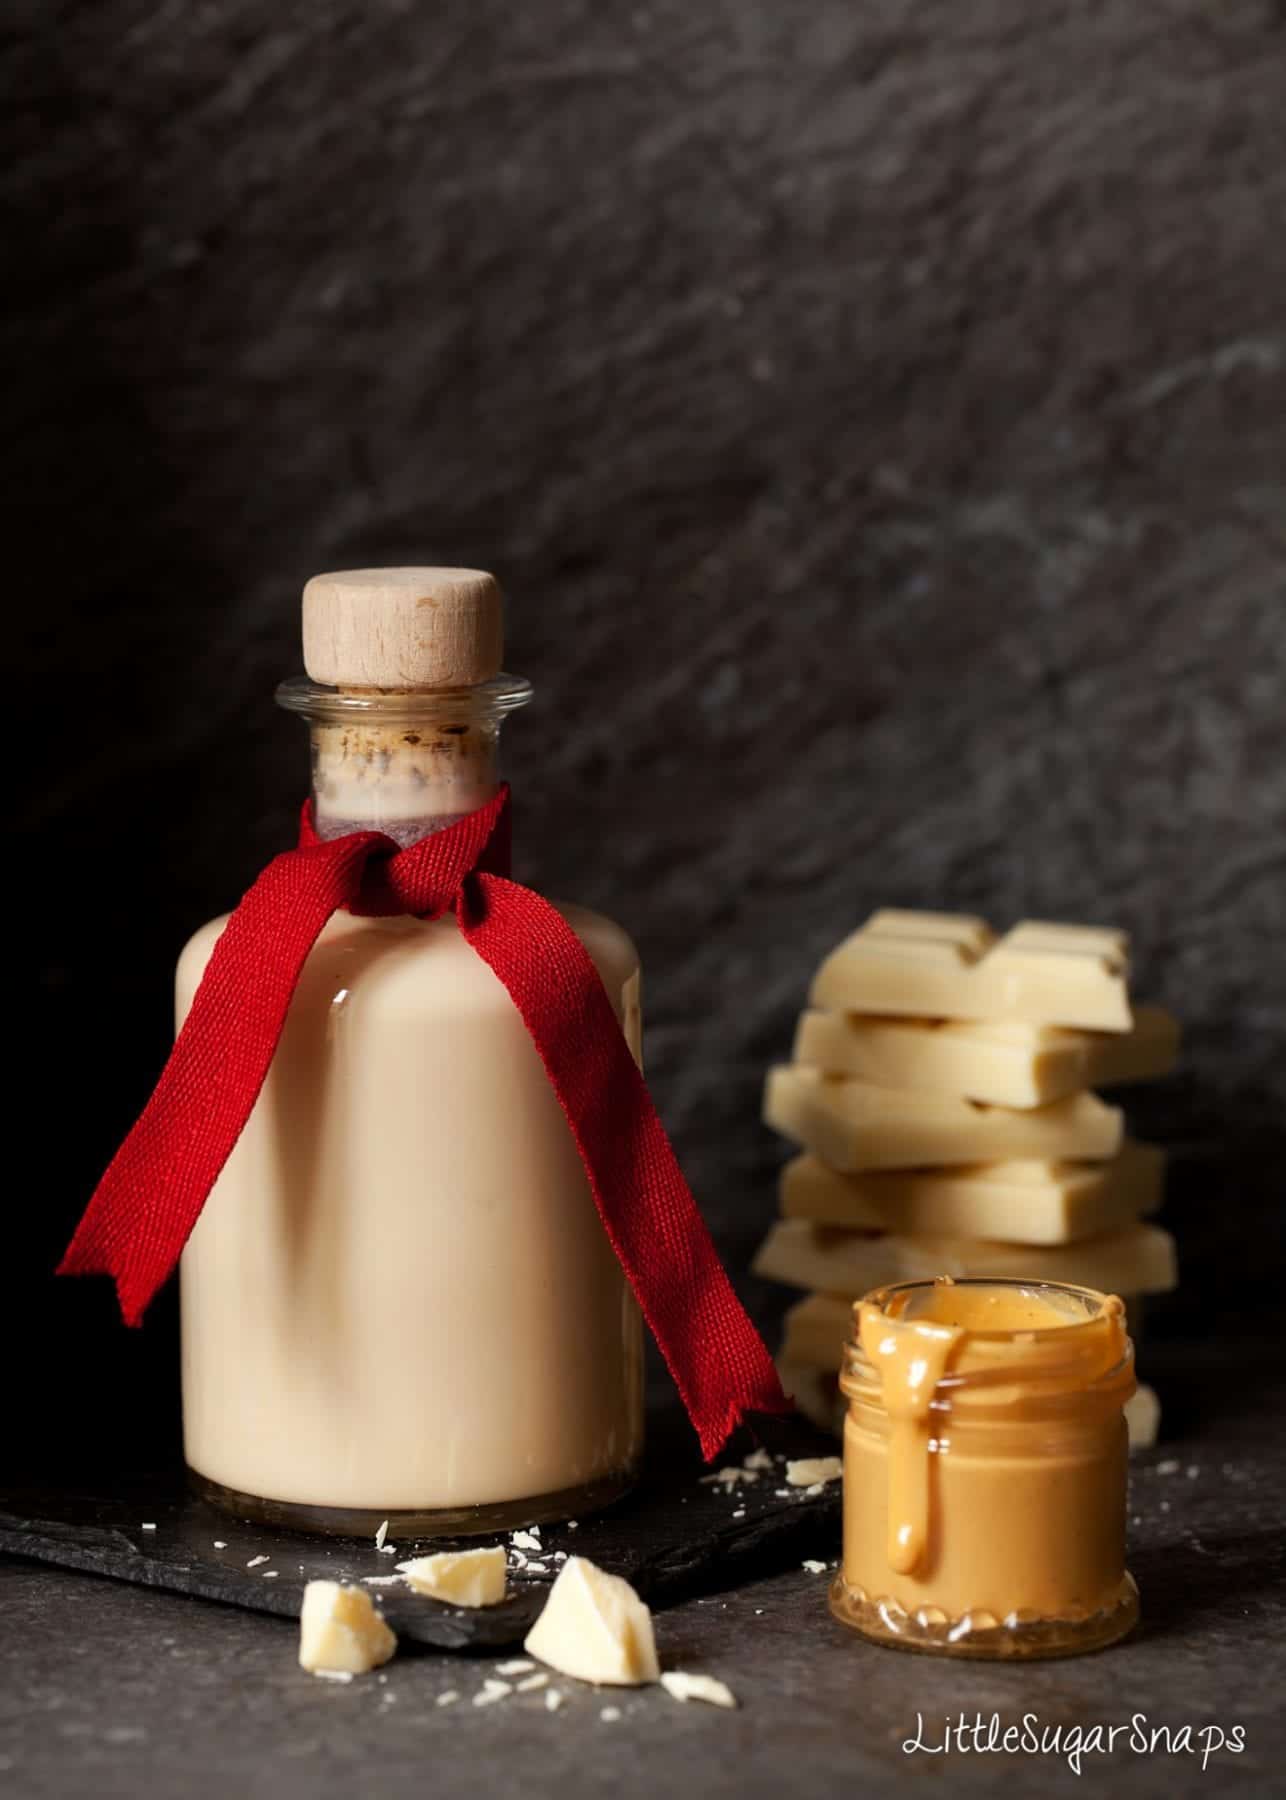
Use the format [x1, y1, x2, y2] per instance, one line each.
[187, 1463, 641, 1539]
[828, 1571, 1139, 1660]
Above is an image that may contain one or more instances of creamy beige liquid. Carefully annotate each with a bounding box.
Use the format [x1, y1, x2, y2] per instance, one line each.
[178, 894, 645, 1513]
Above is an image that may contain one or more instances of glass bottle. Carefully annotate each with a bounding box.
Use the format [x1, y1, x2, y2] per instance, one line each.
[178, 570, 645, 1533]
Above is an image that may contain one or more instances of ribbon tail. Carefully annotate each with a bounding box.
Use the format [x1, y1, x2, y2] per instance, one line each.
[462, 874, 790, 1460]
[58, 836, 376, 1326]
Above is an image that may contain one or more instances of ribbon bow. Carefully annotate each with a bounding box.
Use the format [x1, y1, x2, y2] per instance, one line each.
[58, 785, 788, 1458]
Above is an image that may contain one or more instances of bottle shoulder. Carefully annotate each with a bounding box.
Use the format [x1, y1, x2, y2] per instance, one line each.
[550, 899, 640, 990]
[177, 914, 231, 989]
[176, 899, 640, 1016]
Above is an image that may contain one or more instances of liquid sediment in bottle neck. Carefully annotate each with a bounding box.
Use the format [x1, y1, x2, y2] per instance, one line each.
[310, 713, 501, 846]
[277, 672, 530, 846]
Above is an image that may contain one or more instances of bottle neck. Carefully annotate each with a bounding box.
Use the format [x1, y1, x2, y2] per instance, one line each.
[277, 673, 532, 848]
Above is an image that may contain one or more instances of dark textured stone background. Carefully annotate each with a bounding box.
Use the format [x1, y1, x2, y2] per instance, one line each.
[5, 1, 1286, 1470]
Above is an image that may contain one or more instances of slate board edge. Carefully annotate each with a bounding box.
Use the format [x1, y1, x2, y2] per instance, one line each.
[0, 1489, 843, 1652]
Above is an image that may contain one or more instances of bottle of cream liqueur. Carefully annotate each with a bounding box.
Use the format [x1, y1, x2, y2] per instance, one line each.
[178, 569, 645, 1533]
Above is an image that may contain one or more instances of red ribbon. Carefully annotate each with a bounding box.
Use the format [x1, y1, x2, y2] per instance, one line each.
[58, 785, 788, 1458]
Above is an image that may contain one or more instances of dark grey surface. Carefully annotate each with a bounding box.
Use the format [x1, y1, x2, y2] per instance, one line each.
[3, 1334, 1283, 1800]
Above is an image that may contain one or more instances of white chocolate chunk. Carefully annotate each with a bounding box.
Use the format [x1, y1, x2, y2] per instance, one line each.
[699, 1466, 758, 1487]
[754, 1218, 1178, 1299]
[779, 1144, 1164, 1245]
[811, 911, 1132, 1031]
[780, 1294, 852, 1375]
[299, 1581, 397, 1676]
[397, 1547, 507, 1607]
[524, 1557, 659, 1686]
[802, 1560, 828, 1575]
[1126, 1383, 1161, 1449]
[776, 1358, 844, 1436]
[545, 1689, 564, 1712]
[793, 1004, 1178, 1109]
[765, 1066, 1123, 1171]
[661, 1671, 738, 1709]
[784, 1456, 842, 1488]
[517, 1672, 549, 1692]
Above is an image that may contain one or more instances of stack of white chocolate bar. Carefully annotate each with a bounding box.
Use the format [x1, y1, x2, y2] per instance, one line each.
[755, 912, 1181, 1447]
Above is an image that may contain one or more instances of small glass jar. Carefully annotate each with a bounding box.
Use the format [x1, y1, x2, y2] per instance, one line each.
[830, 1277, 1138, 1659]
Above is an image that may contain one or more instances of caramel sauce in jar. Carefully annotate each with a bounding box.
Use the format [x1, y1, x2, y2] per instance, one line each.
[831, 1277, 1138, 1658]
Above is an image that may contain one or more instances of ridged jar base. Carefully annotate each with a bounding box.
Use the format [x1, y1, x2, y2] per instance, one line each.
[187, 1463, 640, 1539]
[829, 1571, 1139, 1660]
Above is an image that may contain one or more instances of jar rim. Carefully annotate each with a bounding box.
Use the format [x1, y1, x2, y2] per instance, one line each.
[841, 1277, 1134, 1410]
[854, 1276, 1118, 1341]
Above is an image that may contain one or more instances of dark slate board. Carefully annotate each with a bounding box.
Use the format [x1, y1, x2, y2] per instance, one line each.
[0, 1412, 840, 1652]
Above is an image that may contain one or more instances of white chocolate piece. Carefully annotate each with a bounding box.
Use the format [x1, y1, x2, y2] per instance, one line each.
[785, 1456, 842, 1487]
[779, 1144, 1163, 1245]
[753, 1217, 1178, 1299]
[811, 912, 1132, 1031]
[660, 1671, 738, 1708]
[764, 1067, 1122, 1171]
[303, 567, 503, 690]
[298, 1580, 397, 1675]
[776, 1357, 845, 1435]
[1125, 1383, 1161, 1448]
[524, 1557, 659, 1687]
[397, 1547, 507, 1607]
[793, 1004, 1179, 1109]
[780, 1294, 853, 1374]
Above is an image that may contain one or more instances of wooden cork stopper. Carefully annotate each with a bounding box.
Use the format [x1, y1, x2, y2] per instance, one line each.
[302, 568, 504, 691]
